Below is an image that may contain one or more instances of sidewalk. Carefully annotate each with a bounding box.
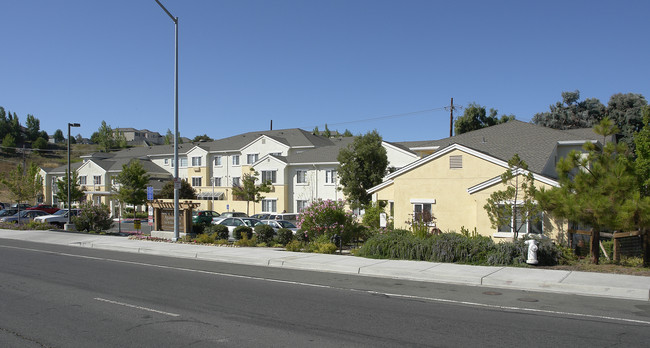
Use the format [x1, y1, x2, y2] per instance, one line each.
[2, 229, 649, 301]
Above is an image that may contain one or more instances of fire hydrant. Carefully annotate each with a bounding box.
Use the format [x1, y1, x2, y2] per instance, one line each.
[525, 239, 538, 265]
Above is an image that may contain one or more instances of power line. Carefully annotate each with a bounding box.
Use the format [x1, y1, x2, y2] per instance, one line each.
[301, 106, 448, 131]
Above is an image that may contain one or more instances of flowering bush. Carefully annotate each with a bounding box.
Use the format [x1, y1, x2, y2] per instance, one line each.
[297, 199, 356, 243]
[72, 202, 113, 232]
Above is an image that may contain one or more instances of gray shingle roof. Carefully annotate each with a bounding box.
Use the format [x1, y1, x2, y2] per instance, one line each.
[427, 120, 601, 175]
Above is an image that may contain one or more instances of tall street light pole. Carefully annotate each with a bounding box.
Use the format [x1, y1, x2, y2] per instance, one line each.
[66, 122, 80, 231]
[155, 0, 180, 241]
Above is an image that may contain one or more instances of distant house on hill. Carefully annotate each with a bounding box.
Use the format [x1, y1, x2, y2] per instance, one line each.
[114, 128, 164, 146]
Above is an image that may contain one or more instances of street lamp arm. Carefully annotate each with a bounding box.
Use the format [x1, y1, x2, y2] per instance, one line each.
[154, 0, 178, 23]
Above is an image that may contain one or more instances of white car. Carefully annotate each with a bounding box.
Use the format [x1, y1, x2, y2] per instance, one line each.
[212, 217, 262, 240]
[260, 219, 299, 233]
[34, 209, 80, 227]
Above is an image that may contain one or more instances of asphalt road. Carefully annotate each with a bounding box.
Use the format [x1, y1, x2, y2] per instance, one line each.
[1, 239, 649, 347]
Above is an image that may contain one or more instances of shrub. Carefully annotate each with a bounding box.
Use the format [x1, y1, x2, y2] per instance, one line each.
[192, 223, 205, 234]
[72, 202, 113, 232]
[297, 199, 356, 244]
[254, 224, 275, 244]
[358, 229, 562, 266]
[285, 240, 303, 252]
[362, 201, 385, 228]
[276, 228, 294, 245]
[235, 234, 257, 247]
[194, 233, 215, 244]
[205, 224, 230, 240]
[233, 225, 253, 240]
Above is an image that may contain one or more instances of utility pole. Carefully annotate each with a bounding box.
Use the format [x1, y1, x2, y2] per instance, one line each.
[449, 98, 454, 137]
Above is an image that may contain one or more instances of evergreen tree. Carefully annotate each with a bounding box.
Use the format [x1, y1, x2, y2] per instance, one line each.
[156, 179, 197, 199]
[53, 129, 65, 143]
[2, 134, 16, 154]
[113, 160, 150, 218]
[537, 118, 650, 264]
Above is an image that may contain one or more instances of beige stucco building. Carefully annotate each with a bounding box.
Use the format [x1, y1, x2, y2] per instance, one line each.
[369, 121, 613, 242]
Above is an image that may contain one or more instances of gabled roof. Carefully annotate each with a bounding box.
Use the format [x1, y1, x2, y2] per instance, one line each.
[423, 120, 602, 175]
[286, 137, 354, 164]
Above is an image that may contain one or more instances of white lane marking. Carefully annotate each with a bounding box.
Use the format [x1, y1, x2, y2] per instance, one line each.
[4, 244, 650, 326]
[94, 297, 179, 317]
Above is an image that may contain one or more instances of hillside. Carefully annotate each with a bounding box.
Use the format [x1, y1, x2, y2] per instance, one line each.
[0, 143, 100, 202]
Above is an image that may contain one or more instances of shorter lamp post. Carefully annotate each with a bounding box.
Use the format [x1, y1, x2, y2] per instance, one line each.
[65, 122, 80, 231]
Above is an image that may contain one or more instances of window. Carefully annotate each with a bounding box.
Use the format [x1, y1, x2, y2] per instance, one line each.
[93, 175, 102, 185]
[261, 170, 277, 184]
[247, 153, 259, 164]
[180, 157, 188, 168]
[413, 203, 433, 223]
[296, 170, 307, 184]
[192, 177, 202, 187]
[215, 156, 222, 166]
[210, 177, 222, 187]
[497, 206, 543, 234]
[232, 155, 240, 166]
[80, 176, 87, 185]
[191, 156, 202, 167]
[297, 200, 308, 212]
[325, 170, 336, 184]
[262, 199, 277, 213]
[232, 177, 240, 187]
[449, 155, 462, 169]
[164, 158, 169, 165]
[270, 152, 282, 156]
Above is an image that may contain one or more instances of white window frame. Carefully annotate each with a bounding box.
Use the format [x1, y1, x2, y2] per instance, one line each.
[79, 176, 87, 185]
[232, 155, 240, 166]
[247, 153, 259, 164]
[410, 199, 436, 225]
[296, 200, 308, 212]
[211, 177, 221, 187]
[164, 158, 169, 165]
[191, 156, 202, 167]
[325, 169, 336, 184]
[494, 204, 544, 237]
[180, 157, 188, 168]
[191, 177, 202, 187]
[261, 170, 277, 184]
[93, 175, 102, 186]
[296, 170, 307, 184]
[232, 177, 240, 187]
[262, 199, 277, 213]
[215, 156, 222, 166]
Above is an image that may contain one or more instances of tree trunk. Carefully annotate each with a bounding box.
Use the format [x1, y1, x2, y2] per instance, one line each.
[590, 227, 600, 264]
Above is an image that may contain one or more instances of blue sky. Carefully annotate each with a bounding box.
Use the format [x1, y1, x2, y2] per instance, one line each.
[2, 0, 648, 142]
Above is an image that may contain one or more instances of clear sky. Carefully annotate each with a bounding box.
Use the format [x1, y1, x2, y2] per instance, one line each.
[2, 0, 648, 142]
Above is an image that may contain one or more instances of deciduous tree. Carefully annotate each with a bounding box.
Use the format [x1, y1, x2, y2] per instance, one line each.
[55, 170, 85, 207]
[231, 168, 271, 215]
[484, 155, 541, 240]
[455, 103, 515, 135]
[337, 130, 387, 209]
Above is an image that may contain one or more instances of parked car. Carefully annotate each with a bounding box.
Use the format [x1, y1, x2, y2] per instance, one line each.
[0, 210, 48, 223]
[260, 219, 299, 233]
[192, 210, 220, 224]
[0, 209, 18, 217]
[220, 211, 248, 218]
[212, 217, 262, 240]
[268, 213, 300, 224]
[250, 213, 271, 220]
[34, 209, 80, 227]
[10, 203, 31, 210]
[27, 204, 60, 214]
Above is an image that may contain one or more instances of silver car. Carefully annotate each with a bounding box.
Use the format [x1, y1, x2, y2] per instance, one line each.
[34, 209, 80, 227]
[213, 217, 262, 240]
[0, 210, 48, 223]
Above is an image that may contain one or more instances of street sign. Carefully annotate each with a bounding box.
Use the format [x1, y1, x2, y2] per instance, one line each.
[147, 186, 154, 200]
[174, 177, 181, 189]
